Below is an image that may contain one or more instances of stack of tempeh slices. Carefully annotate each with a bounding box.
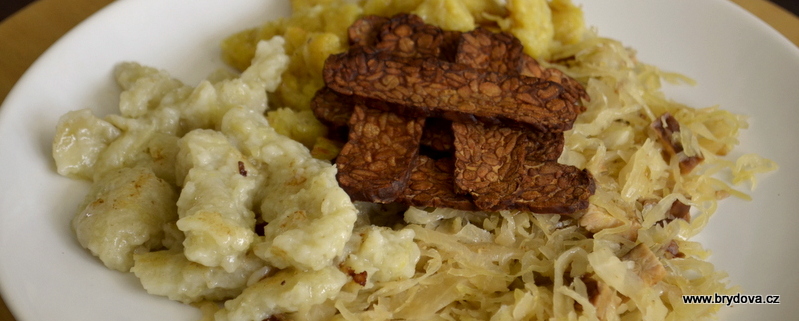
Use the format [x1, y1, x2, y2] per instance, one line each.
[313, 14, 595, 215]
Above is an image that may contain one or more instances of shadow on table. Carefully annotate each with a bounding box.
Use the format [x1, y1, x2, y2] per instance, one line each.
[1, 0, 35, 23]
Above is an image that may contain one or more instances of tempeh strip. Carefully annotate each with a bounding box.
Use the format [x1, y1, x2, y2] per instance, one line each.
[510, 163, 595, 213]
[451, 121, 593, 212]
[311, 86, 354, 130]
[451, 121, 592, 213]
[458, 27, 589, 105]
[321, 14, 459, 152]
[451, 121, 525, 209]
[451, 122, 564, 189]
[335, 103, 425, 203]
[319, 14, 593, 213]
[347, 15, 389, 48]
[456, 27, 528, 77]
[520, 54, 589, 108]
[454, 28, 566, 167]
[375, 13, 450, 58]
[399, 156, 476, 210]
[323, 49, 578, 132]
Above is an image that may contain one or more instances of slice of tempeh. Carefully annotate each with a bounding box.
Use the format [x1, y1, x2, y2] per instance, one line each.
[374, 13, 451, 58]
[311, 86, 354, 130]
[323, 48, 578, 132]
[456, 27, 529, 77]
[349, 14, 460, 61]
[347, 15, 389, 48]
[451, 122, 564, 189]
[511, 162, 595, 213]
[399, 155, 477, 210]
[355, 14, 473, 208]
[458, 27, 589, 106]
[335, 103, 425, 203]
[451, 121, 592, 213]
[451, 121, 525, 207]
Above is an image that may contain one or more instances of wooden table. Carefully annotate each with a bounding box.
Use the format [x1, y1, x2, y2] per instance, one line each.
[0, 0, 797, 320]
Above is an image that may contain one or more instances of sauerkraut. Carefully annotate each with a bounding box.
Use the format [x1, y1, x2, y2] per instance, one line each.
[52, 0, 777, 320]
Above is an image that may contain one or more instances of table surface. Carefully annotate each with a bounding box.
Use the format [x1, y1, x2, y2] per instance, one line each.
[1, 0, 798, 320]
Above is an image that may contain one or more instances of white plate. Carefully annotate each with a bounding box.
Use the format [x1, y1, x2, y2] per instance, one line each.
[0, 0, 796, 320]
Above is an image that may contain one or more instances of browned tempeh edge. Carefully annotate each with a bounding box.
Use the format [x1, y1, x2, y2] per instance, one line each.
[510, 164, 595, 213]
[402, 155, 478, 210]
[520, 54, 589, 109]
[311, 86, 354, 130]
[335, 103, 425, 203]
[374, 13, 448, 58]
[460, 27, 589, 107]
[348, 15, 389, 48]
[323, 48, 578, 133]
[452, 27, 594, 214]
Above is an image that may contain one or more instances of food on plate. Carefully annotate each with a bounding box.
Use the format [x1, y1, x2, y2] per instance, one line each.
[51, 0, 777, 320]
